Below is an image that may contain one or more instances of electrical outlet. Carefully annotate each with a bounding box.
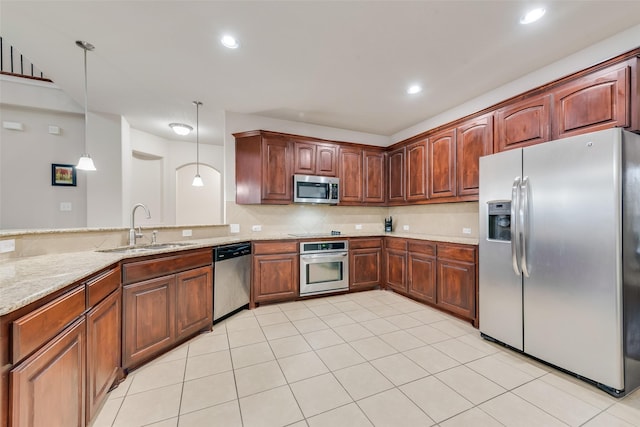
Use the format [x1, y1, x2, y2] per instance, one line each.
[252, 225, 262, 232]
[0, 239, 16, 253]
[182, 229, 193, 237]
[462, 228, 472, 235]
[403, 225, 410, 231]
[355, 224, 363, 230]
[230, 224, 240, 233]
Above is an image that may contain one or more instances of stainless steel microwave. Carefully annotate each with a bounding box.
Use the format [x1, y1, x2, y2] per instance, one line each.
[293, 175, 339, 204]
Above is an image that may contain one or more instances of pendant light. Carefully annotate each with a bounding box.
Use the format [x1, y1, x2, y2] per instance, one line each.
[192, 101, 204, 187]
[76, 40, 96, 171]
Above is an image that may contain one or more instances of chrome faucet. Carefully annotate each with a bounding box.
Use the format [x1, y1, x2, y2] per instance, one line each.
[129, 203, 151, 246]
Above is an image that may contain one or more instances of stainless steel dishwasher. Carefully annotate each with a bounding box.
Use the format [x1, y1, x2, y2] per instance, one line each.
[213, 242, 251, 322]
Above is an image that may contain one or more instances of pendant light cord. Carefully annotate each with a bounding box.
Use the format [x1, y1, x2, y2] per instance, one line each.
[194, 101, 202, 174]
[83, 47, 89, 150]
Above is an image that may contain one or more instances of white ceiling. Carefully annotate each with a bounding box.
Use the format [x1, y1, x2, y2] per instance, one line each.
[2, 1, 640, 146]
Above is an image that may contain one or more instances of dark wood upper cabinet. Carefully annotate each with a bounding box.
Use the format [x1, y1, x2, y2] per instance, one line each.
[495, 94, 551, 152]
[428, 129, 456, 199]
[294, 141, 337, 176]
[363, 150, 385, 203]
[553, 61, 632, 140]
[338, 147, 364, 203]
[406, 138, 428, 202]
[456, 114, 493, 197]
[387, 146, 405, 203]
[235, 131, 293, 204]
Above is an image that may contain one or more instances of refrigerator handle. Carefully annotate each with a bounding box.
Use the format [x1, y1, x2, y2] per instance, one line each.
[520, 176, 531, 278]
[511, 177, 522, 276]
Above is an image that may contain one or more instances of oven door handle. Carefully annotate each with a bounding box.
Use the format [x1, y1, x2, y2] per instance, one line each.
[300, 252, 348, 261]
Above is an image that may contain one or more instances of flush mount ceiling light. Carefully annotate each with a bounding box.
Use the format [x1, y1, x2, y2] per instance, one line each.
[75, 40, 96, 171]
[221, 35, 239, 49]
[169, 123, 193, 136]
[192, 101, 204, 187]
[407, 84, 422, 95]
[520, 7, 546, 24]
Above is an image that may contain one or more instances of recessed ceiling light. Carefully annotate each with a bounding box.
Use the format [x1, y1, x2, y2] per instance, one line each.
[520, 7, 546, 24]
[169, 123, 193, 136]
[221, 35, 239, 49]
[407, 85, 422, 95]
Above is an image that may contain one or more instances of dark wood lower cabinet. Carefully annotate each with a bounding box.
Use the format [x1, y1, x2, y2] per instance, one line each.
[436, 259, 476, 321]
[407, 252, 437, 305]
[384, 237, 478, 325]
[123, 276, 175, 369]
[10, 318, 86, 427]
[86, 289, 121, 422]
[349, 238, 383, 290]
[176, 266, 213, 340]
[385, 249, 407, 293]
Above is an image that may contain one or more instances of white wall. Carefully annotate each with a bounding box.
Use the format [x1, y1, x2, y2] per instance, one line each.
[176, 164, 223, 225]
[85, 112, 124, 227]
[129, 128, 225, 225]
[0, 104, 87, 229]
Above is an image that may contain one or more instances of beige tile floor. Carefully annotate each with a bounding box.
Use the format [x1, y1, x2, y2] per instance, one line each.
[92, 290, 640, 427]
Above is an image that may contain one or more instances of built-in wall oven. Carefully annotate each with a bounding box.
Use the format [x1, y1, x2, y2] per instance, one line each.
[299, 240, 349, 296]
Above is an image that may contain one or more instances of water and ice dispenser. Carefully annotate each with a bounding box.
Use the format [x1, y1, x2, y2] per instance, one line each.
[488, 201, 511, 241]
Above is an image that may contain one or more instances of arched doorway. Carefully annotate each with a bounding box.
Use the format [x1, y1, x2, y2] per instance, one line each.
[175, 164, 223, 225]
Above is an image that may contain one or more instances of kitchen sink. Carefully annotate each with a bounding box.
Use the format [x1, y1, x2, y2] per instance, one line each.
[99, 242, 196, 254]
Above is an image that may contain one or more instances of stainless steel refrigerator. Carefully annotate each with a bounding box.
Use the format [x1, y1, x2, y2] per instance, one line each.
[479, 128, 640, 396]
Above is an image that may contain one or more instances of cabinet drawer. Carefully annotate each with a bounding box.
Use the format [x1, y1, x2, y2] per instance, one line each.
[253, 241, 298, 255]
[408, 241, 436, 256]
[385, 237, 407, 251]
[122, 250, 212, 285]
[86, 265, 120, 307]
[437, 244, 476, 262]
[12, 285, 86, 364]
[349, 238, 382, 250]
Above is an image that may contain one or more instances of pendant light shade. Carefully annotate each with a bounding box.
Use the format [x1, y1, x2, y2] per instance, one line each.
[76, 40, 96, 171]
[192, 101, 204, 187]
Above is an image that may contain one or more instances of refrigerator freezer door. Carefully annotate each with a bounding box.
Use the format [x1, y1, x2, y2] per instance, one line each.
[479, 148, 524, 351]
[522, 130, 623, 390]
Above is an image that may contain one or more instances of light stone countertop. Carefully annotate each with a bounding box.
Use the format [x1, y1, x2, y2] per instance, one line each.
[0, 232, 477, 316]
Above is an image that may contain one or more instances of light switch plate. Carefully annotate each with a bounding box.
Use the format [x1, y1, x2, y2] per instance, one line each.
[182, 229, 192, 237]
[462, 228, 472, 234]
[403, 225, 410, 231]
[230, 224, 240, 233]
[355, 224, 362, 230]
[59, 202, 72, 211]
[252, 225, 262, 232]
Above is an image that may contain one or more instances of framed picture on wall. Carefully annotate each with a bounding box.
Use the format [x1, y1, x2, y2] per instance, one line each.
[51, 164, 77, 186]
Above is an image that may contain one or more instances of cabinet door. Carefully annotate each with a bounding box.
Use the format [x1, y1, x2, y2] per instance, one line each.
[429, 129, 456, 199]
[350, 248, 382, 290]
[123, 276, 175, 369]
[293, 141, 316, 175]
[363, 150, 385, 203]
[495, 94, 551, 152]
[553, 63, 630, 139]
[338, 147, 363, 203]
[316, 143, 338, 176]
[176, 266, 213, 340]
[86, 289, 121, 422]
[408, 252, 437, 304]
[253, 254, 299, 303]
[456, 115, 493, 197]
[261, 135, 292, 203]
[10, 318, 85, 427]
[406, 139, 428, 201]
[387, 147, 405, 203]
[436, 260, 476, 320]
[385, 249, 407, 293]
